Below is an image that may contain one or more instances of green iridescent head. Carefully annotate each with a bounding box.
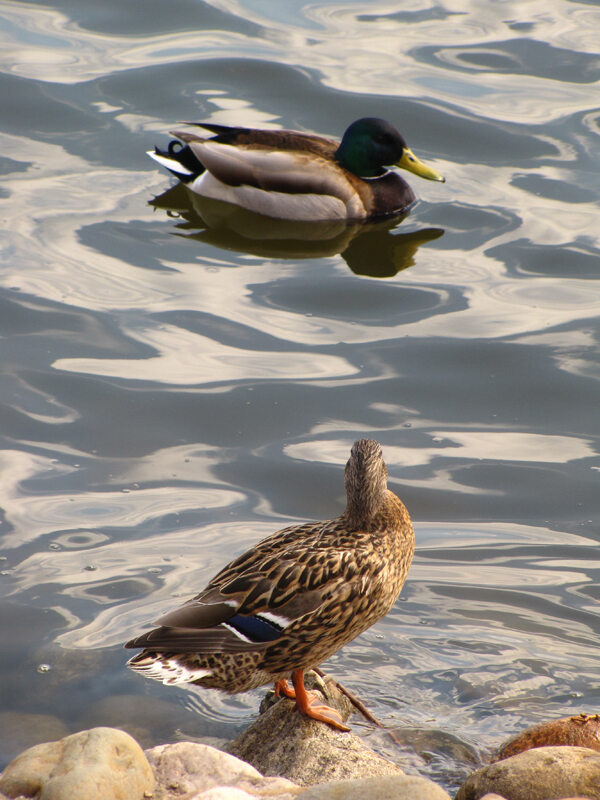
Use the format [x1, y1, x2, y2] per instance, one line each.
[335, 117, 445, 182]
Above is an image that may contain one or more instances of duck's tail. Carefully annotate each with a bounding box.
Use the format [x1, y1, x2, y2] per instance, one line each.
[127, 650, 213, 685]
[147, 140, 204, 182]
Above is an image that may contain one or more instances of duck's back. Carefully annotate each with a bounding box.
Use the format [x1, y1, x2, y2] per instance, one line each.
[178, 123, 339, 159]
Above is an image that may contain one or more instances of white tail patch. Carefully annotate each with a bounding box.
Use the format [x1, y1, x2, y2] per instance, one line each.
[147, 149, 194, 177]
[128, 654, 211, 685]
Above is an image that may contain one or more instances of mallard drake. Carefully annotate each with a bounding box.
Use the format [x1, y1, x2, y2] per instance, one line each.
[125, 439, 414, 731]
[148, 118, 444, 222]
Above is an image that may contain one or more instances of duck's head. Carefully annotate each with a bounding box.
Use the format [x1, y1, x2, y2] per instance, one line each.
[344, 438, 389, 525]
[335, 117, 445, 182]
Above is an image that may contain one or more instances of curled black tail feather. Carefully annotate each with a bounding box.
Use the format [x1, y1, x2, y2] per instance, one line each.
[154, 140, 204, 181]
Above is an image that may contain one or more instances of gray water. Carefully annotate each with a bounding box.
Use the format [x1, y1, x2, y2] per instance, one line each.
[1, 0, 599, 792]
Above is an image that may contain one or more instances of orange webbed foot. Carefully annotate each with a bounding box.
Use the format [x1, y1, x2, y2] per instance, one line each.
[290, 669, 350, 732]
[301, 696, 351, 731]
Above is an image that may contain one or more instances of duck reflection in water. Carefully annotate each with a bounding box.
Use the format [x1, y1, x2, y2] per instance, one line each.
[149, 183, 444, 279]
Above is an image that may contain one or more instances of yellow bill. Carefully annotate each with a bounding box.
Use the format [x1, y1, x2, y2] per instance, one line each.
[397, 148, 445, 182]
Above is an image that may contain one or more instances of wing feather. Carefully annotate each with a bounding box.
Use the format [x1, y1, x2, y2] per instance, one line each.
[187, 141, 356, 201]
[124, 626, 267, 654]
[155, 600, 235, 629]
[126, 518, 374, 655]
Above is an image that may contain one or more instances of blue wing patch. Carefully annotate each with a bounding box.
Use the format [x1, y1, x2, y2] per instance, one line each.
[227, 613, 283, 642]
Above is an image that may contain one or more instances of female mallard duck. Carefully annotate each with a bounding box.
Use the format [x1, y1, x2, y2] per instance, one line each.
[125, 439, 414, 731]
[148, 118, 444, 222]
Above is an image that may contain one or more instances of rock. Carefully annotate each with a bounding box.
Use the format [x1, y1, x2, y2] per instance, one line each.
[145, 741, 300, 800]
[455, 745, 600, 800]
[492, 714, 600, 762]
[227, 674, 404, 786]
[193, 790, 256, 800]
[0, 726, 154, 800]
[0, 711, 69, 766]
[296, 774, 450, 799]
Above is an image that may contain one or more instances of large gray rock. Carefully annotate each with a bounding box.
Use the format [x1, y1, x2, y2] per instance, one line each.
[296, 774, 450, 799]
[227, 674, 404, 786]
[145, 741, 300, 800]
[0, 727, 154, 800]
[455, 745, 600, 800]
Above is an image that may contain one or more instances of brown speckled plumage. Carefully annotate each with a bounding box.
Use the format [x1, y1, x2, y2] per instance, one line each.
[125, 439, 414, 727]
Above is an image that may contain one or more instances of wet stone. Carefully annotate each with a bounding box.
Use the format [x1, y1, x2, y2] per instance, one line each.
[228, 673, 404, 786]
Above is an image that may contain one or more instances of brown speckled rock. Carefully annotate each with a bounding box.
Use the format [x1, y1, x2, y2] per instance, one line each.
[0, 727, 153, 800]
[227, 674, 404, 786]
[456, 746, 600, 800]
[493, 714, 600, 762]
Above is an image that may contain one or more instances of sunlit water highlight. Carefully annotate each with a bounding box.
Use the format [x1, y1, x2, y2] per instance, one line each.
[0, 0, 599, 792]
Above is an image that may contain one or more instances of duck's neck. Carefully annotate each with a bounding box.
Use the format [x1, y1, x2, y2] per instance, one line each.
[343, 483, 388, 529]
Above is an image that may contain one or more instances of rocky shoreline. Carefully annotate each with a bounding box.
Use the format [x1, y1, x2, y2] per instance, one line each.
[1, 676, 599, 800]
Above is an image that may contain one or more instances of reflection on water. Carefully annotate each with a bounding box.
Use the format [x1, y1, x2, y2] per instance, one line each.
[150, 183, 444, 276]
[0, 0, 599, 792]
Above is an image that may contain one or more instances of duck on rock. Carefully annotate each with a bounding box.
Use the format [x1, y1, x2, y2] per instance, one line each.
[148, 117, 445, 222]
[125, 439, 415, 731]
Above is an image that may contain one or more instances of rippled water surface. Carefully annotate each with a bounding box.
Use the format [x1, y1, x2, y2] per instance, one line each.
[1, 0, 599, 791]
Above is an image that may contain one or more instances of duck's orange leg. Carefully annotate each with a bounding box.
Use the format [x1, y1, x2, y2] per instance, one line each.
[290, 669, 350, 731]
[274, 678, 296, 699]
